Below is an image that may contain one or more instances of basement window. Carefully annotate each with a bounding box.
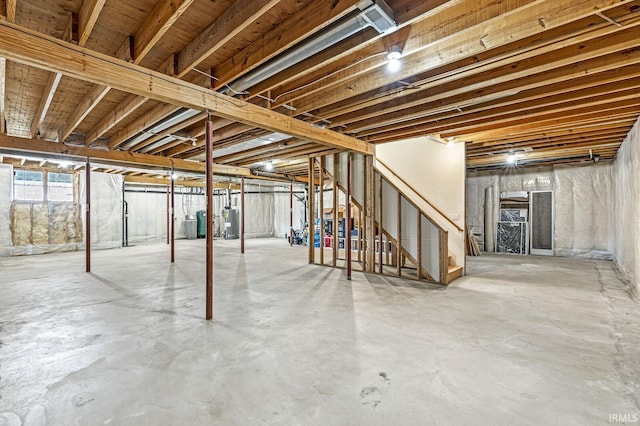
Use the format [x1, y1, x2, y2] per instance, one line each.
[47, 172, 74, 202]
[13, 170, 44, 201]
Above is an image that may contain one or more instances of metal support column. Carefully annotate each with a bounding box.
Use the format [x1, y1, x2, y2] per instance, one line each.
[205, 115, 214, 320]
[85, 158, 91, 273]
[170, 166, 175, 263]
[241, 177, 245, 254]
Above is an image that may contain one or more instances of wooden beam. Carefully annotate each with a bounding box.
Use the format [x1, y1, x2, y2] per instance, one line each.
[134, 0, 194, 64]
[0, 21, 373, 155]
[59, 84, 111, 142]
[67, 0, 191, 144]
[288, 0, 639, 114]
[176, 0, 280, 78]
[78, 0, 106, 46]
[30, 71, 62, 138]
[0, 57, 5, 134]
[85, 93, 148, 145]
[6, 0, 15, 23]
[0, 134, 252, 176]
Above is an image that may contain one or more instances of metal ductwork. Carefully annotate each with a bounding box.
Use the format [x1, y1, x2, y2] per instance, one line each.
[120, 0, 395, 152]
[221, 0, 396, 94]
[120, 108, 201, 151]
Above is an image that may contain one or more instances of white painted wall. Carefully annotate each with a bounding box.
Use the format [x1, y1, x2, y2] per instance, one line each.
[613, 116, 640, 291]
[375, 136, 466, 267]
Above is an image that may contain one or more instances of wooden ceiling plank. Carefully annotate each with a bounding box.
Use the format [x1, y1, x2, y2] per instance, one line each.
[85, 93, 149, 146]
[133, 0, 195, 64]
[5, 0, 15, 23]
[177, 0, 281, 78]
[0, 134, 251, 176]
[35, 4, 106, 142]
[287, 0, 640, 114]
[59, 84, 112, 142]
[365, 80, 640, 138]
[30, 71, 62, 138]
[78, 0, 107, 46]
[69, 1, 193, 145]
[59, 36, 134, 143]
[211, 0, 362, 90]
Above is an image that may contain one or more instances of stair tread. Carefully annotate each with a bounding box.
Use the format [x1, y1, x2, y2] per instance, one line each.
[448, 265, 462, 272]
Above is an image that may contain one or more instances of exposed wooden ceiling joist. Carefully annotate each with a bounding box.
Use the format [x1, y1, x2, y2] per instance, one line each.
[0, 21, 373, 155]
[0, 133, 251, 176]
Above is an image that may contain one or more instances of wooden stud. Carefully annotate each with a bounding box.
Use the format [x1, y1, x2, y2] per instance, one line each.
[0, 57, 5, 135]
[308, 157, 315, 264]
[319, 156, 325, 265]
[85, 158, 91, 273]
[332, 153, 339, 267]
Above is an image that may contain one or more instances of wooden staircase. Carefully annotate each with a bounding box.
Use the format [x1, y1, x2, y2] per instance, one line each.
[447, 255, 463, 284]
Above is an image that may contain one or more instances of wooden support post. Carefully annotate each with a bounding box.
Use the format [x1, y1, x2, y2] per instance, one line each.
[308, 157, 315, 264]
[364, 155, 375, 273]
[241, 177, 245, 254]
[417, 211, 422, 280]
[346, 153, 352, 280]
[205, 116, 214, 320]
[85, 158, 91, 273]
[397, 192, 402, 277]
[170, 167, 175, 263]
[319, 156, 325, 265]
[332, 154, 338, 267]
[378, 173, 383, 274]
[166, 186, 170, 245]
[289, 183, 293, 246]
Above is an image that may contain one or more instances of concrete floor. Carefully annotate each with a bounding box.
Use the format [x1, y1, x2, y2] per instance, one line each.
[1, 239, 639, 425]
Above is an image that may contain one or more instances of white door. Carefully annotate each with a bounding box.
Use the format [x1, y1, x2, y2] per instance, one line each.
[529, 191, 554, 256]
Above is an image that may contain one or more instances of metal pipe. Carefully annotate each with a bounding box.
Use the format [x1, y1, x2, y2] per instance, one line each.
[241, 177, 245, 254]
[205, 116, 214, 320]
[85, 158, 91, 273]
[166, 187, 170, 245]
[170, 166, 175, 263]
[223, 14, 371, 95]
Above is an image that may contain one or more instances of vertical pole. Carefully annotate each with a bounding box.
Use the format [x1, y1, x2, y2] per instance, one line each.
[417, 211, 422, 280]
[170, 166, 175, 263]
[205, 115, 214, 320]
[85, 158, 91, 273]
[205, 115, 215, 320]
[166, 187, 170, 244]
[397, 192, 402, 277]
[289, 183, 293, 246]
[378, 174, 383, 273]
[241, 177, 245, 254]
[308, 157, 315, 264]
[332, 154, 338, 267]
[364, 156, 375, 273]
[346, 153, 352, 280]
[319, 157, 325, 265]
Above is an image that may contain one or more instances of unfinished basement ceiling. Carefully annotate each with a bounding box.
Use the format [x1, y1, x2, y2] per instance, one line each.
[1, 0, 639, 177]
